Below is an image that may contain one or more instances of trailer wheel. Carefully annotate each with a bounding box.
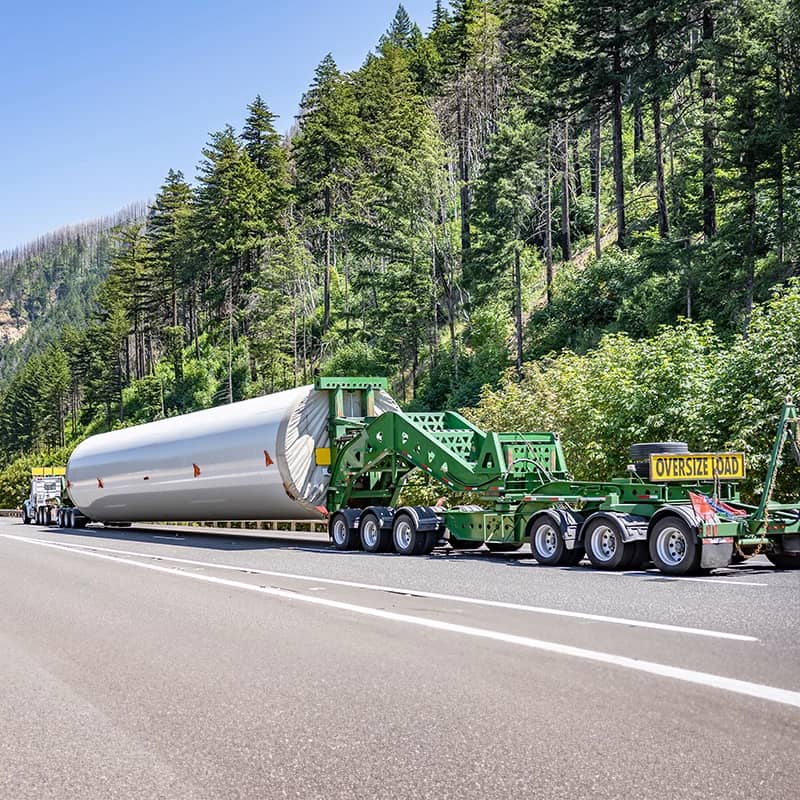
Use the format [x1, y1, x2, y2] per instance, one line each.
[649, 516, 701, 575]
[330, 512, 361, 551]
[766, 552, 800, 570]
[359, 511, 393, 553]
[529, 516, 571, 565]
[583, 515, 629, 570]
[393, 512, 427, 555]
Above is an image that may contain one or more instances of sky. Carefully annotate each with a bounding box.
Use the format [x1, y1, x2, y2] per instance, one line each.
[0, 0, 437, 252]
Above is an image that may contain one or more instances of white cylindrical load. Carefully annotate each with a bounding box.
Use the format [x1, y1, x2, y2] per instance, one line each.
[66, 385, 399, 522]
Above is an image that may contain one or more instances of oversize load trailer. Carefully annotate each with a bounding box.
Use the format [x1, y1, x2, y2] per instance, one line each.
[63, 377, 800, 576]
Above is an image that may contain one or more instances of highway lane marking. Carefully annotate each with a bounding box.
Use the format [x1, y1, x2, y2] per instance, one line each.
[588, 570, 768, 587]
[3, 534, 758, 643]
[4, 534, 797, 710]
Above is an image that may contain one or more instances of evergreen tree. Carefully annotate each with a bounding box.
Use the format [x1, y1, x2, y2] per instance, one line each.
[292, 55, 360, 332]
[241, 95, 291, 228]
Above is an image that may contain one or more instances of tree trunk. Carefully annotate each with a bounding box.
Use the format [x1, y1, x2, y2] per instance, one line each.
[514, 245, 523, 377]
[743, 101, 757, 334]
[561, 119, 572, 262]
[633, 99, 644, 180]
[775, 59, 785, 263]
[646, 15, 670, 239]
[591, 115, 602, 259]
[611, 33, 626, 249]
[652, 94, 669, 238]
[323, 186, 332, 331]
[701, 4, 717, 240]
[545, 126, 554, 303]
[458, 90, 471, 271]
[572, 135, 583, 197]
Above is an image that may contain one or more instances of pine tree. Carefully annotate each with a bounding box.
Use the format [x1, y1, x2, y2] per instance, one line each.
[241, 95, 291, 228]
[292, 55, 360, 332]
[194, 126, 269, 313]
[381, 5, 414, 49]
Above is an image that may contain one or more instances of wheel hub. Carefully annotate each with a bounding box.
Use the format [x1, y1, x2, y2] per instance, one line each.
[332, 519, 347, 545]
[535, 524, 558, 557]
[396, 521, 412, 550]
[363, 519, 378, 547]
[657, 526, 687, 566]
[591, 525, 616, 562]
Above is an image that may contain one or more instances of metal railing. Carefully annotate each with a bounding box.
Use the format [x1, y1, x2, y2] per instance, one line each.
[0, 510, 327, 534]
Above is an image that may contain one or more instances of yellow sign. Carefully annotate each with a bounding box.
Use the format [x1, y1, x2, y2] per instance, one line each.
[649, 452, 746, 482]
[315, 448, 332, 466]
[31, 466, 66, 476]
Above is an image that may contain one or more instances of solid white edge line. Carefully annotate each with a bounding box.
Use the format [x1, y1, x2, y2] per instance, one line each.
[3, 533, 759, 643]
[4, 534, 798, 710]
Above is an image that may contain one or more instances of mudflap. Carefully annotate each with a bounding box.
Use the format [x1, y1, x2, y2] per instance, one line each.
[700, 539, 734, 569]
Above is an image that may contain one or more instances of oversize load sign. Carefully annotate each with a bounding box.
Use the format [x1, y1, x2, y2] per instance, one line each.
[649, 452, 746, 481]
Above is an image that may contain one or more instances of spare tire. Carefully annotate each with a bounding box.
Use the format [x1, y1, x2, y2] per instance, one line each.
[630, 442, 689, 479]
[629, 442, 689, 460]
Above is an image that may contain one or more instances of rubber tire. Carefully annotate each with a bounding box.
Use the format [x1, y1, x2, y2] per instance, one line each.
[529, 515, 569, 565]
[22, 508, 31, 524]
[392, 512, 426, 555]
[562, 547, 585, 566]
[421, 530, 439, 555]
[359, 511, 393, 553]
[766, 551, 800, 570]
[583, 515, 629, 570]
[623, 540, 650, 569]
[449, 538, 483, 550]
[629, 442, 689, 460]
[330, 512, 361, 551]
[649, 516, 701, 575]
[486, 542, 524, 553]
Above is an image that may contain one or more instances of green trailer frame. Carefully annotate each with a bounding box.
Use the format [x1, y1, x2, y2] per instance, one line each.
[317, 378, 800, 574]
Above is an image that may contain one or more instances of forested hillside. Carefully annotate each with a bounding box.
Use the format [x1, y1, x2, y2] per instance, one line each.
[0, 204, 146, 387]
[1, 0, 798, 504]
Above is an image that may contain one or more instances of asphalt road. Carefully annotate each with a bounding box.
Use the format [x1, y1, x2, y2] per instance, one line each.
[1, 516, 798, 799]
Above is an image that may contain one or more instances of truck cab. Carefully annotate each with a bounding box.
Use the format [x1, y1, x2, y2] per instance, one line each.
[22, 468, 67, 526]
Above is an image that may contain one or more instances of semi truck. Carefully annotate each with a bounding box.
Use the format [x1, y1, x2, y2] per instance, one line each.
[59, 376, 800, 576]
[22, 467, 69, 526]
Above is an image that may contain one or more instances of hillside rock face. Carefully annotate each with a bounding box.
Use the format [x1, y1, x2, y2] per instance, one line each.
[0, 301, 28, 347]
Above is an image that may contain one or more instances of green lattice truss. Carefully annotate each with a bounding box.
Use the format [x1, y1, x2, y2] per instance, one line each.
[326, 404, 569, 512]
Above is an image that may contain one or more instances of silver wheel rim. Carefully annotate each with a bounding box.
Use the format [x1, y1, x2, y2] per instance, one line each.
[332, 518, 348, 546]
[362, 518, 379, 548]
[656, 526, 687, 566]
[534, 523, 559, 558]
[395, 519, 413, 551]
[590, 524, 617, 562]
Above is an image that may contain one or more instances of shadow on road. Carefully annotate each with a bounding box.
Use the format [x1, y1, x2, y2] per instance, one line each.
[11, 520, 781, 577]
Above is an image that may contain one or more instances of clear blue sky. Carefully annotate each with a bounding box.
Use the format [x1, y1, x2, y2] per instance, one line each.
[0, 0, 437, 252]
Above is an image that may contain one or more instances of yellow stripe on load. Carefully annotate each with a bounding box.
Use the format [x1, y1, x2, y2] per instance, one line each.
[649, 453, 746, 482]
